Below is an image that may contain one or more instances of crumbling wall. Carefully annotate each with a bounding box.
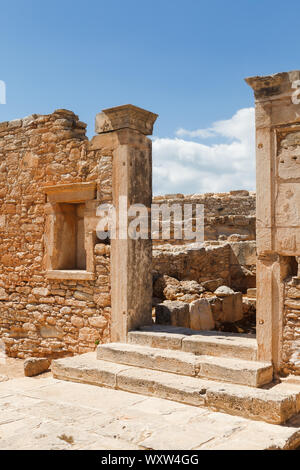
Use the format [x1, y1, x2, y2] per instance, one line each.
[0, 111, 112, 358]
[153, 243, 232, 286]
[153, 241, 256, 293]
[153, 190, 256, 244]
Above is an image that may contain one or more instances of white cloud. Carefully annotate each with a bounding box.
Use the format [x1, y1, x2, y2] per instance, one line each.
[152, 107, 255, 195]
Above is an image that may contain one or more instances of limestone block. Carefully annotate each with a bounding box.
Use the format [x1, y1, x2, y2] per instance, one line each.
[94, 293, 111, 307]
[39, 326, 64, 339]
[32, 287, 49, 297]
[24, 358, 51, 377]
[207, 296, 223, 322]
[0, 287, 8, 300]
[155, 301, 190, 328]
[214, 285, 235, 297]
[287, 287, 300, 299]
[153, 275, 180, 299]
[88, 316, 108, 329]
[201, 278, 223, 292]
[221, 293, 243, 323]
[247, 288, 257, 299]
[275, 182, 300, 227]
[189, 299, 215, 330]
[71, 316, 84, 328]
[78, 327, 99, 343]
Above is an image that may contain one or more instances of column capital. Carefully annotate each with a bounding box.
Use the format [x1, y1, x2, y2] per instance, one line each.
[95, 104, 158, 136]
[245, 70, 300, 100]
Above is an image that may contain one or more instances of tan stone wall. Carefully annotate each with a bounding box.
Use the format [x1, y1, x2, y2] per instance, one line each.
[153, 241, 256, 293]
[152, 190, 256, 244]
[0, 110, 112, 358]
[282, 278, 300, 375]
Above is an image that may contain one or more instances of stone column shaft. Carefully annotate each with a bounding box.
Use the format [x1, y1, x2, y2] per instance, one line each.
[95, 105, 158, 342]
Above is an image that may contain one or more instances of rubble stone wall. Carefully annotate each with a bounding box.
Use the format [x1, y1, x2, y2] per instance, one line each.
[153, 241, 256, 293]
[0, 111, 112, 358]
[282, 278, 300, 375]
[152, 190, 256, 244]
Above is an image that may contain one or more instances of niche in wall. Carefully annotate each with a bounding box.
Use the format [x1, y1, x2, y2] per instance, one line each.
[54, 203, 86, 270]
[43, 182, 97, 280]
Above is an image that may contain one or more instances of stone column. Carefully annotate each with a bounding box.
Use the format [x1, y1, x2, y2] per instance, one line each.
[95, 105, 158, 342]
[246, 71, 300, 372]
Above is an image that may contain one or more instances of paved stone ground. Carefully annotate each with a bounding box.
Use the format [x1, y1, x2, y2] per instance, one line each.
[0, 373, 299, 450]
[0, 357, 51, 381]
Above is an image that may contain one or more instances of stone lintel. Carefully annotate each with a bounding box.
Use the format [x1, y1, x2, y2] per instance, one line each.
[43, 182, 96, 203]
[95, 104, 158, 136]
[46, 270, 95, 281]
[245, 70, 300, 100]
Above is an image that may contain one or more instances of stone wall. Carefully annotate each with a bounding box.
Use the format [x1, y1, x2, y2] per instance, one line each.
[152, 190, 256, 244]
[153, 240, 256, 293]
[0, 110, 257, 360]
[282, 277, 300, 375]
[0, 110, 112, 358]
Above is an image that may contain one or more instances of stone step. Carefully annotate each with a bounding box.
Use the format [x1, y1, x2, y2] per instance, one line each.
[128, 325, 258, 361]
[52, 353, 300, 425]
[96, 342, 272, 387]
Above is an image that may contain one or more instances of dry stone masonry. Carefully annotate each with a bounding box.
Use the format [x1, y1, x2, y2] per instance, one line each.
[0, 109, 113, 358]
[0, 105, 157, 358]
[152, 191, 256, 244]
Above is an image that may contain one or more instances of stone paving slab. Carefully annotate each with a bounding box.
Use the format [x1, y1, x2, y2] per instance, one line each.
[52, 353, 299, 424]
[0, 377, 299, 450]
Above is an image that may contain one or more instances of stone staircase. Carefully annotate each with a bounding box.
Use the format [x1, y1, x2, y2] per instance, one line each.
[52, 325, 300, 425]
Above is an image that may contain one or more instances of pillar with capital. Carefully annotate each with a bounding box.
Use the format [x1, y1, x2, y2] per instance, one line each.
[95, 105, 158, 342]
[246, 71, 300, 373]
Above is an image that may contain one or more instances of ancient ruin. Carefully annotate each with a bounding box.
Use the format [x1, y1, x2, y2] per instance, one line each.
[0, 71, 299, 431]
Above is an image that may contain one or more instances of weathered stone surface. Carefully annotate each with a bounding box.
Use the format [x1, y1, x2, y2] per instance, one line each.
[0, 288, 8, 300]
[247, 288, 257, 298]
[0, 104, 158, 358]
[97, 342, 272, 387]
[0, 110, 112, 358]
[1, 374, 299, 450]
[152, 192, 256, 244]
[221, 292, 243, 323]
[97, 343, 200, 377]
[215, 285, 235, 297]
[52, 353, 299, 426]
[247, 70, 300, 375]
[155, 301, 190, 328]
[24, 357, 51, 377]
[182, 332, 257, 361]
[153, 275, 204, 302]
[201, 278, 223, 292]
[128, 328, 185, 350]
[189, 299, 215, 330]
[129, 326, 257, 360]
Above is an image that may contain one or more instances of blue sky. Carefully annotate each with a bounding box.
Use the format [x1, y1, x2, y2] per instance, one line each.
[1, 0, 300, 194]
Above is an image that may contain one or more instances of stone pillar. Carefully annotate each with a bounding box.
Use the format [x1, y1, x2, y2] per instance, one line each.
[246, 71, 300, 372]
[95, 105, 158, 342]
